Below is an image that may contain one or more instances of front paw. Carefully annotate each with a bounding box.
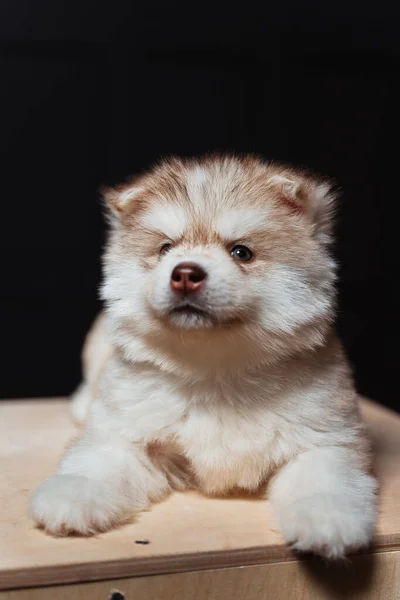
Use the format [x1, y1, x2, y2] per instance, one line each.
[29, 475, 128, 536]
[277, 492, 376, 559]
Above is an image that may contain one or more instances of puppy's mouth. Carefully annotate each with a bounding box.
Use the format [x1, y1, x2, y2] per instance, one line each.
[169, 303, 211, 319]
[165, 301, 218, 329]
[161, 301, 244, 330]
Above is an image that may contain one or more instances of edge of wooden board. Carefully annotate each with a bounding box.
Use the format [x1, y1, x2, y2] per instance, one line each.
[2, 535, 400, 591]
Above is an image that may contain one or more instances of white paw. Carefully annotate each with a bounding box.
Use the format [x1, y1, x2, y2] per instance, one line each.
[277, 491, 376, 559]
[29, 475, 129, 536]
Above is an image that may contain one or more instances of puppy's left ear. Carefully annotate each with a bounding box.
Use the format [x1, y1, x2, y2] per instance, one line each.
[101, 183, 145, 226]
[268, 175, 337, 244]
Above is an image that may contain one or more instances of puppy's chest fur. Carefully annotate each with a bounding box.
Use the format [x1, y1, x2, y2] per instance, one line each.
[174, 401, 275, 494]
[154, 377, 312, 495]
[98, 362, 332, 495]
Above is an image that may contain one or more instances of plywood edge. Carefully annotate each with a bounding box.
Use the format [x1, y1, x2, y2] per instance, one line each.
[0, 545, 290, 591]
[3, 536, 400, 592]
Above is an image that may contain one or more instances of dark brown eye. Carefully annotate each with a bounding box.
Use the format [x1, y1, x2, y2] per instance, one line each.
[230, 245, 253, 262]
[160, 243, 173, 256]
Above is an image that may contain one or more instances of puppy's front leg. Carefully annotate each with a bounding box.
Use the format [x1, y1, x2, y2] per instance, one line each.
[269, 447, 377, 559]
[29, 430, 170, 535]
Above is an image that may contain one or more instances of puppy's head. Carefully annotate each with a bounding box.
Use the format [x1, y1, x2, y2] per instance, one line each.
[102, 155, 337, 369]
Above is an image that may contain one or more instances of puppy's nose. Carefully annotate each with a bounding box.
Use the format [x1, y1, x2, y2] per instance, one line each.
[170, 262, 207, 293]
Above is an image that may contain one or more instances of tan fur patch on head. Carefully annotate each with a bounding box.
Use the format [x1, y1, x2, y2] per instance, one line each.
[105, 154, 335, 268]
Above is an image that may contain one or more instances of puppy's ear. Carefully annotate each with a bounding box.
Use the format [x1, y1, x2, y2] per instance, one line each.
[101, 184, 145, 225]
[268, 174, 337, 243]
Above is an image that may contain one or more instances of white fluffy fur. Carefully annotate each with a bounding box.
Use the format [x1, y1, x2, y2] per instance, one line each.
[269, 448, 376, 559]
[216, 207, 272, 239]
[141, 204, 187, 239]
[30, 156, 376, 558]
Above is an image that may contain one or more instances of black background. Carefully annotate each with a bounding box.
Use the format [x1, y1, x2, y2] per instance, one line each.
[0, 1, 397, 411]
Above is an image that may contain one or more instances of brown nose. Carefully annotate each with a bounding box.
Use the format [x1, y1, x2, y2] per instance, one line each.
[170, 262, 207, 293]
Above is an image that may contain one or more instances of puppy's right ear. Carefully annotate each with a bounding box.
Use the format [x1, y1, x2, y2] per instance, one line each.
[101, 184, 145, 225]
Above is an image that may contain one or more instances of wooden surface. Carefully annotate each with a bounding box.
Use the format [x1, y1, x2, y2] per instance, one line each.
[0, 398, 400, 591]
[2, 552, 400, 600]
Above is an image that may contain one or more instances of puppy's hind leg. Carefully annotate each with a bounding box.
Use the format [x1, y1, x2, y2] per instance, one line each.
[70, 311, 113, 426]
[70, 382, 92, 425]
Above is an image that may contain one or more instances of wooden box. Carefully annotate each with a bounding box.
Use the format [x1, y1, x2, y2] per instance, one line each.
[1, 398, 399, 599]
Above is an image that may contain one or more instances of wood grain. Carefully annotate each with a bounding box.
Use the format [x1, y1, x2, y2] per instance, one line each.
[0, 398, 399, 591]
[1, 552, 399, 600]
